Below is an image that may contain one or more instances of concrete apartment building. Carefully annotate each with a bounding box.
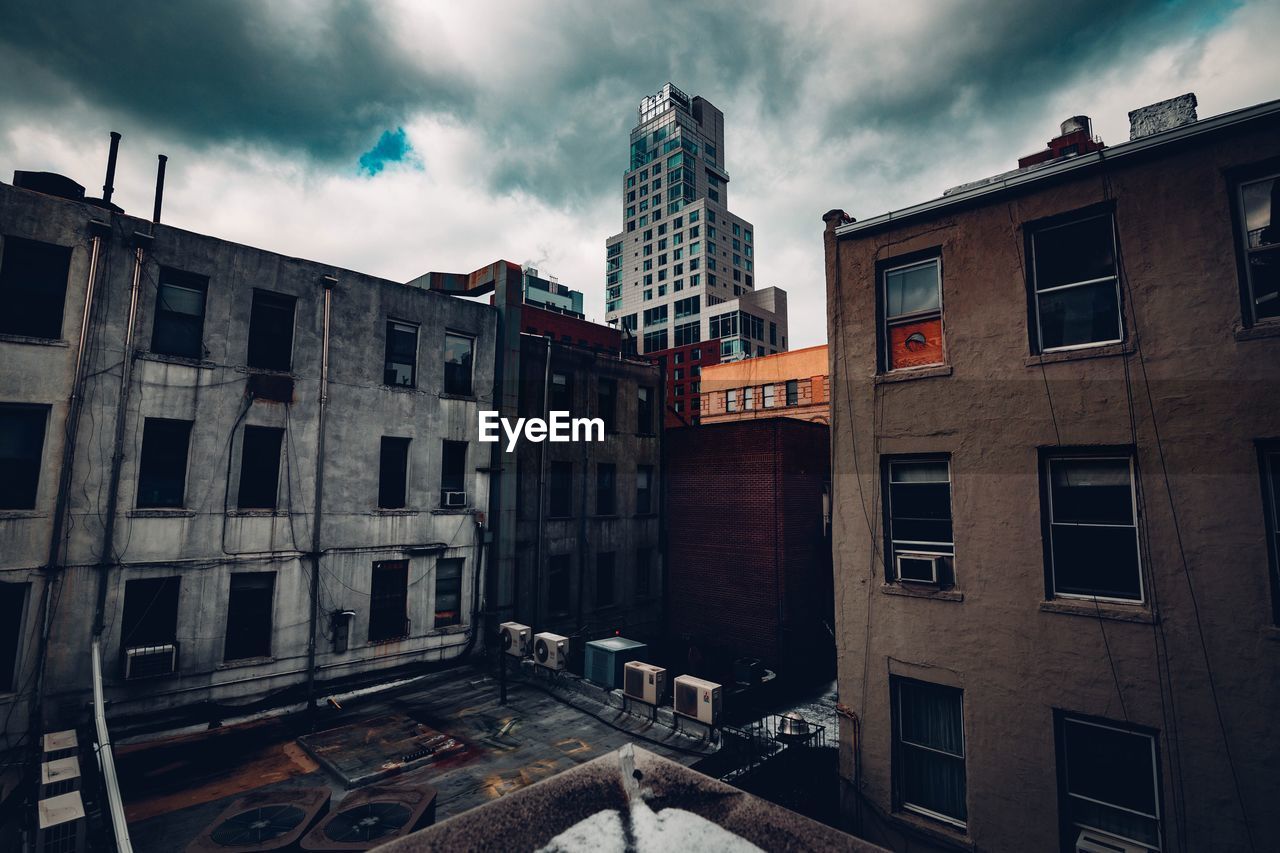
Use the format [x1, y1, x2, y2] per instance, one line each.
[0, 168, 497, 757]
[825, 94, 1280, 853]
[700, 344, 830, 425]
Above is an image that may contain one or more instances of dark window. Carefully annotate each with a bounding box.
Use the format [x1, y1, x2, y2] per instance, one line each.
[637, 386, 654, 434]
[444, 332, 474, 395]
[378, 436, 410, 509]
[0, 404, 47, 509]
[369, 560, 409, 642]
[596, 463, 616, 515]
[224, 573, 274, 661]
[247, 290, 296, 371]
[1260, 445, 1280, 625]
[548, 554, 571, 616]
[434, 558, 464, 628]
[882, 257, 944, 371]
[136, 418, 193, 508]
[1030, 213, 1121, 352]
[151, 269, 208, 359]
[1235, 173, 1280, 324]
[0, 582, 27, 691]
[1044, 454, 1142, 602]
[121, 577, 179, 650]
[0, 236, 71, 339]
[785, 379, 799, 406]
[597, 378, 616, 432]
[441, 440, 467, 505]
[1057, 715, 1161, 850]
[892, 678, 966, 826]
[238, 426, 283, 510]
[635, 548, 652, 597]
[596, 552, 616, 607]
[384, 320, 418, 387]
[636, 465, 653, 514]
[549, 461, 573, 518]
[550, 371, 572, 413]
[885, 458, 954, 585]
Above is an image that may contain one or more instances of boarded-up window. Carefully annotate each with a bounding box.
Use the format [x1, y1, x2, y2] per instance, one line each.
[883, 258, 944, 370]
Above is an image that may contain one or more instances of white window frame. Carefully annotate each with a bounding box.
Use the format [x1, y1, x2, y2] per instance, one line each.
[887, 458, 954, 584]
[1062, 717, 1162, 851]
[882, 257, 944, 371]
[894, 678, 967, 829]
[1030, 212, 1122, 354]
[1045, 454, 1144, 605]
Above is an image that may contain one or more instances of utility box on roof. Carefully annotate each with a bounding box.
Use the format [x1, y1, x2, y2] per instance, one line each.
[583, 637, 647, 689]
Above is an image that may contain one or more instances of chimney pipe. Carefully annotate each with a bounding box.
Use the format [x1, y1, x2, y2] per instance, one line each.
[152, 154, 168, 224]
[102, 131, 121, 205]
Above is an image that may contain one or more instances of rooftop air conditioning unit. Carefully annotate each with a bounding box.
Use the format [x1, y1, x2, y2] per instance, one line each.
[36, 792, 86, 853]
[123, 643, 178, 679]
[673, 674, 722, 725]
[895, 552, 942, 584]
[623, 662, 667, 705]
[583, 637, 647, 689]
[1075, 829, 1153, 853]
[188, 787, 331, 853]
[499, 622, 531, 658]
[533, 632, 569, 671]
[443, 491, 467, 508]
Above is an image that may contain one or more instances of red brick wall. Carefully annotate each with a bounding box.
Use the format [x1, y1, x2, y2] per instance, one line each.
[647, 340, 722, 428]
[519, 304, 621, 352]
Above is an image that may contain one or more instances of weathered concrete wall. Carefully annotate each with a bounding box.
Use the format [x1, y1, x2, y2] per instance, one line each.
[0, 180, 497, 744]
[826, 114, 1280, 852]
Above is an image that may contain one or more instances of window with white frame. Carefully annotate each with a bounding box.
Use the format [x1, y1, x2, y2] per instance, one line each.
[882, 257, 944, 370]
[1044, 453, 1142, 602]
[1030, 212, 1121, 352]
[885, 458, 954, 585]
[893, 678, 966, 827]
[726, 388, 738, 412]
[1057, 715, 1161, 850]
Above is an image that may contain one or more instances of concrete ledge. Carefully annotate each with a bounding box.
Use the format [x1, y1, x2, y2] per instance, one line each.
[874, 364, 953, 385]
[881, 584, 964, 603]
[1024, 341, 1132, 366]
[0, 333, 68, 347]
[1235, 322, 1280, 342]
[1039, 599, 1156, 624]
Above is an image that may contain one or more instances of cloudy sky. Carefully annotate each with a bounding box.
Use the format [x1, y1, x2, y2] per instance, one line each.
[2, 0, 1277, 347]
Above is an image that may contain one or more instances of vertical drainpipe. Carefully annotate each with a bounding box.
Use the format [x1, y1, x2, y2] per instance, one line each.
[533, 337, 551, 629]
[306, 275, 336, 724]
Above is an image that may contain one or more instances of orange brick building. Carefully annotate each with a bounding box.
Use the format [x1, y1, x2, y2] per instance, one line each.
[699, 344, 829, 425]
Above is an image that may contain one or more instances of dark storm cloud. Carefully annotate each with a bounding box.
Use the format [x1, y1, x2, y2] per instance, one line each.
[0, 0, 472, 161]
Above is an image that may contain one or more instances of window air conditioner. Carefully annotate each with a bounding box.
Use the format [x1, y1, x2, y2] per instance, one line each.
[499, 622, 531, 658]
[673, 674, 722, 725]
[123, 643, 178, 679]
[533, 632, 569, 671]
[444, 490, 467, 508]
[895, 552, 943, 584]
[623, 661, 667, 705]
[1075, 829, 1153, 853]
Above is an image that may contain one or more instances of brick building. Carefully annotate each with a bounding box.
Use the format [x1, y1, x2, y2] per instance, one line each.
[666, 418, 832, 683]
[700, 344, 830, 425]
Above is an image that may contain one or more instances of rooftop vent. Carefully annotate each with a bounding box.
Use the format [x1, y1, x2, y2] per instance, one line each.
[1017, 115, 1104, 169]
[12, 171, 85, 201]
[1129, 93, 1198, 140]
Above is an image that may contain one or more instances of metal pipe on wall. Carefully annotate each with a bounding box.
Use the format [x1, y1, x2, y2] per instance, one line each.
[306, 275, 336, 724]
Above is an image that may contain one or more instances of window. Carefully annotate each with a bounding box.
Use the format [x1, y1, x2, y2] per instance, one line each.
[238, 425, 283, 510]
[549, 371, 573, 413]
[763, 384, 775, 408]
[378, 436, 410, 509]
[786, 379, 799, 406]
[549, 461, 573, 518]
[892, 678, 966, 827]
[1030, 212, 1121, 352]
[597, 378, 616, 432]
[637, 387, 654, 433]
[674, 295, 699, 318]
[726, 389, 738, 412]
[882, 256, 944, 370]
[742, 388, 755, 410]
[548, 555, 571, 616]
[137, 418, 193, 508]
[636, 465, 653, 514]
[369, 560, 409, 642]
[120, 577, 179, 651]
[151, 269, 207, 359]
[247, 290, 296, 371]
[0, 236, 71, 339]
[224, 573, 274, 661]
[441, 440, 467, 505]
[597, 463, 616, 515]
[384, 320, 418, 387]
[0, 404, 47, 509]
[595, 552, 616, 607]
[434, 558, 464, 628]
[0, 582, 27, 691]
[1236, 172, 1280, 323]
[444, 333, 475, 395]
[1056, 715, 1161, 850]
[635, 548, 652, 597]
[885, 458, 954, 585]
[1043, 453, 1142, 602]
[674, 321, 700, 347]
[1262, 446, 1280, 624]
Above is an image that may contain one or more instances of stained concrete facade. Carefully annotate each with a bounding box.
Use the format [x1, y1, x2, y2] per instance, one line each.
[826, 100, 1280, 852]
[0, 177, 497, 752]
